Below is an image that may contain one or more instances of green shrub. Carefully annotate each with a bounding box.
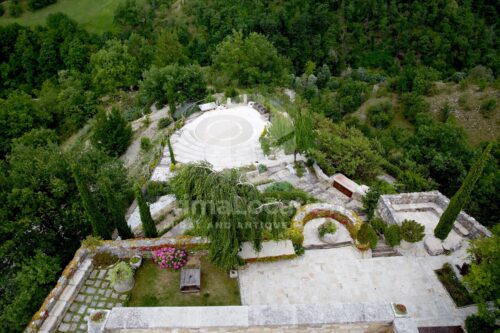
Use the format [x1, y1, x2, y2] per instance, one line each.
[225, 87, 238, 98]
[144, 181, 171, 203]
[0, 4, 5, 16]
[8, 0, 23, 17]
[362, 180, 395, 219]
[287, 227, 304, 247]
[385, 224, 401, 247]
[400, 93, 430, 123]
[367, 101, 394, 128]
[93, 252, 119, 268]
[140, 137, 152, 151]
[264, 181, 295, 193]
[318, 221, 337, 238]
[356, 223, 378, 249]
[157, 117, 172, 129]
[262, 189, 316, 205]
[258, 164, 268, 173]
[259, 127, 271, 155]
[480, 99, 496, 118]
[435, 263, 473, 307]
[81, 236, 103, 250]
[294, 162, 305, 177]
[400, 219, 425, 243]
[108, 262, 134, 285]
[465, 314, 496, 333]
[370, 217, 387, 235]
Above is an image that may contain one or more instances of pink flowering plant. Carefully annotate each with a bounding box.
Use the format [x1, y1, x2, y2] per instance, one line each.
[152, 247, 188, 270]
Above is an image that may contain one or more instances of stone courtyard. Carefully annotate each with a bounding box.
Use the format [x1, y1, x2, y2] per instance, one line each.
[238, 247, 476, 328]
[57, 267, 126, 333]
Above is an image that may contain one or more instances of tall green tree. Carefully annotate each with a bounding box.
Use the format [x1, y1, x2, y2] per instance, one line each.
[293, 107, 314, 162]
[434, 143, 493, 240]
[89, 39, 139, 95]
[91, 108, 132, 157]
[101, 178, 133, 239]
[154, 30, 187, 67]
[212, 31, 290, 87]
[135, 185, 158, 238]
[72, 164, 111, 239]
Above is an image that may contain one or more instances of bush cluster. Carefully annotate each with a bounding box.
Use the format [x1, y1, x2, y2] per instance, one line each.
[356, 223, 378, 249]
[108, 262, 134, 284]
[400, 219, 425, 243]
[385, 224, 401, 247]
[318, 220, 337, 238]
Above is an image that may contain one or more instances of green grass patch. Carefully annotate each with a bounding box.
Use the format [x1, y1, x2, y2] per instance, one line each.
[435, 263, 473, 307]
[127, 257, 241, 307]
[0, 0, 133, 33]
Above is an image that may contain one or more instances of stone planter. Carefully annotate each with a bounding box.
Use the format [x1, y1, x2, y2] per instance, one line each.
[400, 240, 413, 250]
[321, 231, 339, 244]
[130, 255, 142, 269]
[112, 276, 134, 293]
[87, 309, 110, 333]
[391, 303, 408, 318]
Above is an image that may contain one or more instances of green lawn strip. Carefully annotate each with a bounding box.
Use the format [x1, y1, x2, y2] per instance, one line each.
[0, 0, 133, 33]
[127, 256, 241, 307]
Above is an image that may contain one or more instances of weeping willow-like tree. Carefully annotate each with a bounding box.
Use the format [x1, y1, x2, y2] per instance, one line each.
[171, 162, 287, 270]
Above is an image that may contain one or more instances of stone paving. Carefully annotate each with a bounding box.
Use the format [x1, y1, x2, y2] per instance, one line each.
[238, 247, 476, 328]
[57, 267, 127, 333]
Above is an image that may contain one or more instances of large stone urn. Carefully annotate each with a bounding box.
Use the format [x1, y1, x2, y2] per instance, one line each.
[108, 262, 135, 293]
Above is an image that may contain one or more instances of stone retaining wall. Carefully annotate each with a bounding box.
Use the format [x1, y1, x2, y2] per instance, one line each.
[376, 191, 491, 239]
[104, 303, 418, 333]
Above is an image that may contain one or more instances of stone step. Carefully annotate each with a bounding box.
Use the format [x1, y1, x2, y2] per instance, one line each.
[372, 249, 402, 257]
[304, 241, 352, 250]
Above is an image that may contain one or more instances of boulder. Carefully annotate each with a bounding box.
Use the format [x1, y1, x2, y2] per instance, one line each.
[424, 236, 444, 256]
[443, 231, 463, 252]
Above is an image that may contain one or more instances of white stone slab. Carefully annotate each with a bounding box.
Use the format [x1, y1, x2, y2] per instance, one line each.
[238, 240, 294, 260]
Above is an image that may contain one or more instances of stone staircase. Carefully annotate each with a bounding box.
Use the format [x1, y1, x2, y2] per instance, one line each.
[372, 241, 402, 258]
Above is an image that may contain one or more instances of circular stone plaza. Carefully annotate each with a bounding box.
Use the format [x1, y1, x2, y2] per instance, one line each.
[170, 104, 268, 170]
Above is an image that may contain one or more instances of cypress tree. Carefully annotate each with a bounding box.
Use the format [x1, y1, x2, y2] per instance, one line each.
[72, 164, 111, 239]
[134, 185, 158, 238]
[434, 143, 493, 240]
[102, 178, 134, 239]
[167, 135, 176, 165]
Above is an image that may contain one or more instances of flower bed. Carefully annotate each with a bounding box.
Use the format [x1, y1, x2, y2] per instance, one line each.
[152, 247, 188, 270]
[435, 263, 473, 307]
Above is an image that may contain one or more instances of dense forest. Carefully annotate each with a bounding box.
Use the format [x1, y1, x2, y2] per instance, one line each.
[0, 0, 498, 332]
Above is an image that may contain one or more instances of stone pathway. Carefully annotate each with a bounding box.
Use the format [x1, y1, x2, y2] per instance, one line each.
[57, 268, 127, 333]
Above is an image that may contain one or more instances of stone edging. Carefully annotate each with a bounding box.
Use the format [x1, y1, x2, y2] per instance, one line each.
[376, 191, 491, 239]
[104, 303, 418, 332]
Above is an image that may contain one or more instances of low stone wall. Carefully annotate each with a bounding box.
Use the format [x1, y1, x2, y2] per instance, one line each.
[26, 236, 207, 333]
[238, 240, 295, 262]
[104, 303, 417, 333]
[26, 249, 93, 333]
[376, 191, 491, 239]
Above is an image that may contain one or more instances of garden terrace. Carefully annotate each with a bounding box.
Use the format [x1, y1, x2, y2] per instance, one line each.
[128, 257, 240, 307]
[376, 191, 491, 256]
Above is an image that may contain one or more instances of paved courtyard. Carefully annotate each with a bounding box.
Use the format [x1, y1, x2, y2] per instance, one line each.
[57, 267, 127, 333]
[239, 247, 475, 328]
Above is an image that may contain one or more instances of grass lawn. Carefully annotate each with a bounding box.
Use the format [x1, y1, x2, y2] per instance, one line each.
[0, 0, 128, 33]
[127, 256, 241, 307]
